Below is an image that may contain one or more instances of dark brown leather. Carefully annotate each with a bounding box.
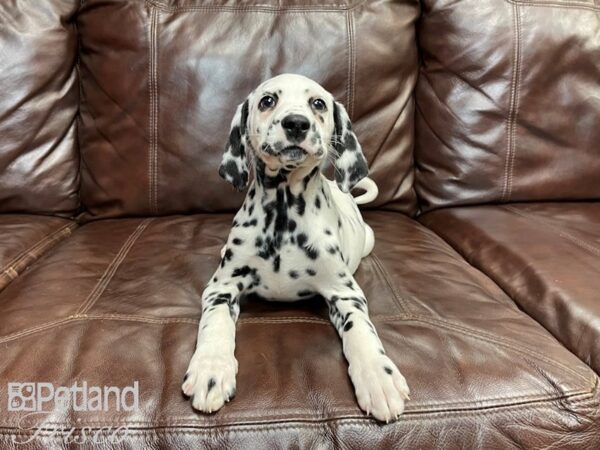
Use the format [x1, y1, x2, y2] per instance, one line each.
[0, 215, 76, 291]
[0, 212, 598, 448]
[0, 0, 80, 215]
[420, 203, 600, 374]
[414, 0, 600, 212]
[77, 0, 420, 220]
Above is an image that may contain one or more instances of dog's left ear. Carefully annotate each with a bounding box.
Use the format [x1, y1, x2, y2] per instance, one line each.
[331, 101, 369, 193]
[219, 100, 250, 191]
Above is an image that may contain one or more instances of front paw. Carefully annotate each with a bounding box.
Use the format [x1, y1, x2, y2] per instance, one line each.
[348, 356, 410, 422]
[182, 351, 238, 413]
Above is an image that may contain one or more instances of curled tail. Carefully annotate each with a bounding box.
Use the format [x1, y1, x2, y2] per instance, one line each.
[352, 177, 379, 205]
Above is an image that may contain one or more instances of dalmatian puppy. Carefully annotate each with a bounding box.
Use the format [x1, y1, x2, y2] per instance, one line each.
[182, 74, 410, 422]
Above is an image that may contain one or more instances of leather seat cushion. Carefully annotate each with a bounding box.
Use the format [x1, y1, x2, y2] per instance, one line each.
[0, 212, 598, 448]
[421, 203, 600, 373]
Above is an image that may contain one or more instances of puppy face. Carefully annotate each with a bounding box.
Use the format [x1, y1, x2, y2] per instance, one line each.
[219, 73, 368, 192]
[246, 74, 333, 172]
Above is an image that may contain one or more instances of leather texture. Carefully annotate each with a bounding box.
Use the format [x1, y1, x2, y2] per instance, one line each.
[0, 216, 76, 291]
[420, 203, 600, 373]
[0, 212, 598, 448]
[77, 0, 420, 220]
[0, 0, 80, 215]
[414, 0, 600, 212]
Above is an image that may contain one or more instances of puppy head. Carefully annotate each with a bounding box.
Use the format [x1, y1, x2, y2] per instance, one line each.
[219, 74, 368, 192]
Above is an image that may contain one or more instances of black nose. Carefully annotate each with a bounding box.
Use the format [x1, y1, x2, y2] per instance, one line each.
[281, 114, 310, 142]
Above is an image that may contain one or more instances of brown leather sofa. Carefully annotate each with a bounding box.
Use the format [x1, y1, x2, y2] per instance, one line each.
[1, 0, 599, 448]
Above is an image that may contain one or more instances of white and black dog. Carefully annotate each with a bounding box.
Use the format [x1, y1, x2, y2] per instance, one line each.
[182, 74, 409, 422]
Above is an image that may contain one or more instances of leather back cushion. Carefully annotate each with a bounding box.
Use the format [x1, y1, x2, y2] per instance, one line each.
[77, 0, 420, 219]
[0, 0, 80, 215]
[415, 0, 600, 212]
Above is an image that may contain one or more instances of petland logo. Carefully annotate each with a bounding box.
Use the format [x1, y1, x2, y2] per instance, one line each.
[7, 381, 140, 412]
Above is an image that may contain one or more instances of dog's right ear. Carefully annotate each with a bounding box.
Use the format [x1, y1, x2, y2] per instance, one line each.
[219, 100, 250, 191]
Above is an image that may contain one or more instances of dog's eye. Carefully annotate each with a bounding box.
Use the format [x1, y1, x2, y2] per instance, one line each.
[259, 95, 277, 111]
[311, 98, 327, 111]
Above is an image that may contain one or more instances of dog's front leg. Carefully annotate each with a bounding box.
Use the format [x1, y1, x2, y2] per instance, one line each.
[182, 279, 243, 413]
[321, 278, 410, 422]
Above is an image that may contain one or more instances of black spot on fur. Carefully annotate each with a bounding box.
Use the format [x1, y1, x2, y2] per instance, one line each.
[302, 167, 319, 190]
[232, 238, 243, 245]
[212, 298, 228, 306]
[289, 270, 299, 279]
[298, 290, 314, 297]
[315, 196, 321, 209]
[286, 187, 306, 216]
[327, 246, 337, 254]
[384, 367, 393, 375]
[232, 266, 253, 277]
[343, 321, 354, 332]
[297, 233, 308, 247]
[208, 378, 216, 392]
[273, 255, 281, 272]
[242, 219, 258, 227]
[274, 188, 288, 236]
[306, 268, 316, 276]
[305, 247, 319, 259]
[324, 228, 332, 235]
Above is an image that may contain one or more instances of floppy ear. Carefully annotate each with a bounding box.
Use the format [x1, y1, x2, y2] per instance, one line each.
[331, 101, 369, 193]
[218, 100, 250, 190]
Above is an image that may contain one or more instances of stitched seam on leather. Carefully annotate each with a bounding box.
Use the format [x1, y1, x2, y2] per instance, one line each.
[153, 9, 160, 215]
[82, 313, 198, 324]
[506, 0, 600, 11]
[408, 316, 589, 383]
[0, 315, 341, 343]
[76, 219, 154, 314]
[4, 385, 596, 428]
[0, 223, 76, 276]
[0, 310, 586, 383]
[1, 268, 18, 282]
[148, 7, 159, 215]
[146, 0, 367, 12]
[502, 2, 521, 202]
[345, 9, 356, 119]
[0, 317, 80, 344]
[503, 205, 600, 257]
[509, 6, 523, 201]
[369, 252, 411, 314]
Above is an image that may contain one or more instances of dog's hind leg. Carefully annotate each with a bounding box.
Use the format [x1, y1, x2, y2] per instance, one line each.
[362, 223, 375, 258]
